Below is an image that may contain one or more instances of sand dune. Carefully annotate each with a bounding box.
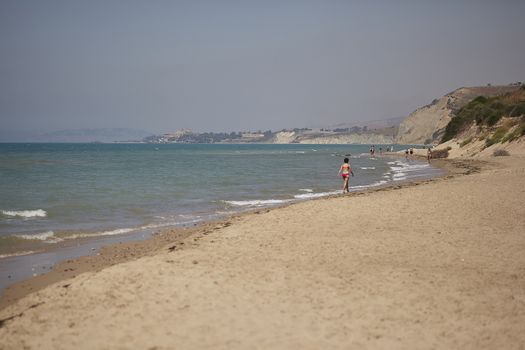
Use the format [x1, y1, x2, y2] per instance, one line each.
[1, 157, 524, 349]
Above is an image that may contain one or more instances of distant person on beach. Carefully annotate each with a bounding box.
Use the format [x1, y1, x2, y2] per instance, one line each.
[410, 148, 414, 156]
[405, 149, 409, 159]
[370, 145, 375, 157]
[338, 158, 354, 193]
[427, 147, 432, 163]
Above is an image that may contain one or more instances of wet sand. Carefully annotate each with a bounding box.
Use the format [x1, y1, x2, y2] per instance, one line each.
[0, 156, 524, 349]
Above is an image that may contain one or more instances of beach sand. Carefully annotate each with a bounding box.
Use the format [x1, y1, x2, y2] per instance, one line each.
[1, 156, 524, 349]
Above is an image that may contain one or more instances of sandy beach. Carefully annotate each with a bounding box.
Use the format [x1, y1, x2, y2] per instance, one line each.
[1, 156, 524, 349]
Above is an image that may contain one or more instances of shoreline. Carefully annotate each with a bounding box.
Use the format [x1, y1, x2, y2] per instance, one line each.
[0, 149, 436, 261]
[0, 157, 468, 311]
[1, 155, 523, 348]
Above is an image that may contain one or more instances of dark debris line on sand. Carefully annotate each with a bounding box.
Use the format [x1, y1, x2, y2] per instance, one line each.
[0, 302, 44, 328]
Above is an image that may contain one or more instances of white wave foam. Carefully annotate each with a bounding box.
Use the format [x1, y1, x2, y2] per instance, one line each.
[389, 160, 433, 182]
[224, 199, 292, 207]
[96, 228, 135, 236]
[178, 214, 202, 220]
[141, 218, 202, 230]
[391, 162, 429, 171]
[389, 161, 432, 182]
[66, 228, 136, 239]
[10, 218, 207, 245]
[393, 177, 407, 181]
[2, 209, 47, 218]
[360, 167, 376, 170]
[152, 214, 203, 227]
[405, 164, 430, 170]
[349, 180, 388, 190]
[393, 167, 408, 181]
[294, 191, 340, 199]
[298, 189, 314, 193]
[15, 231, 62, 243]
[11, 228, 137, 242]
[0, 251, 37, 259]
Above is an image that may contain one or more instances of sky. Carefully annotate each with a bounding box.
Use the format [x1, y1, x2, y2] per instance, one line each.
[1, 0, 524, 135]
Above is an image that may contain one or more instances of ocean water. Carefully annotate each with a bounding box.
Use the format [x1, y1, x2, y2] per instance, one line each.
[0, 143, 441, 255]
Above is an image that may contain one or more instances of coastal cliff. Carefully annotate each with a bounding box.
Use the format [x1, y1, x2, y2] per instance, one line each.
[269, 131, 394, 144]
[396, 85, 521, 145]
[143, 84, 523, 146]
[434, 87, 525, 158]
[145, 128, 396, 145]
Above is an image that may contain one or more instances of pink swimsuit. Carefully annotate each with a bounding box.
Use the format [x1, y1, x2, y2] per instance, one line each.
[341, 164, 350, 179]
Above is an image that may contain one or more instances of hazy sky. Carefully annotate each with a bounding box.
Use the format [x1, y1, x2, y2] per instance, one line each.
[1, 0, 524, 133]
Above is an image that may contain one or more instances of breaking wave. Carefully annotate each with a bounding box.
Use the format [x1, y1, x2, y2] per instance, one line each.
[223, 199, 292, 207]
[1, 209, 47, 218]
[15, 231, 62, 243]
[294, 191, 340, 199]
[0, 251, 38, 259]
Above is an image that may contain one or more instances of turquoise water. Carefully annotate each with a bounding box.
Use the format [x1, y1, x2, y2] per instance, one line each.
[0, 143, 441, 252]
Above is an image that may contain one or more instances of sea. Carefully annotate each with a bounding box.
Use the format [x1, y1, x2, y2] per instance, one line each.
[0, 143, 442, 290]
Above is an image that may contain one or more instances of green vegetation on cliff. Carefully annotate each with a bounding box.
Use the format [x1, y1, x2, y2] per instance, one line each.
[442, 87, 525, 143]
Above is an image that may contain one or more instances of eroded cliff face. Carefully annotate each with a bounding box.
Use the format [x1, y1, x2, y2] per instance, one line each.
[396, 85, 520, 145]
[295, 133, 394, 144]
[269, 131, 394, 144]
[270, 131, 297, 144]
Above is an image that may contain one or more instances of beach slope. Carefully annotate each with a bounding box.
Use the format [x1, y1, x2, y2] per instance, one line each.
[1, 157, 524, 349]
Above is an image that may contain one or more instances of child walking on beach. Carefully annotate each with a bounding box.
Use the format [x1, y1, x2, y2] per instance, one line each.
[338, 158, 354, 193]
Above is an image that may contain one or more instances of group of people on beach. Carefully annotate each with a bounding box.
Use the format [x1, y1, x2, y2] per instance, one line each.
[369, 145, 394, 157]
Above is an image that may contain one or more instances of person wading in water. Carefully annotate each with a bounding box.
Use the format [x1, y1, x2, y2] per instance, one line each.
[338, 158, 354, 193]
